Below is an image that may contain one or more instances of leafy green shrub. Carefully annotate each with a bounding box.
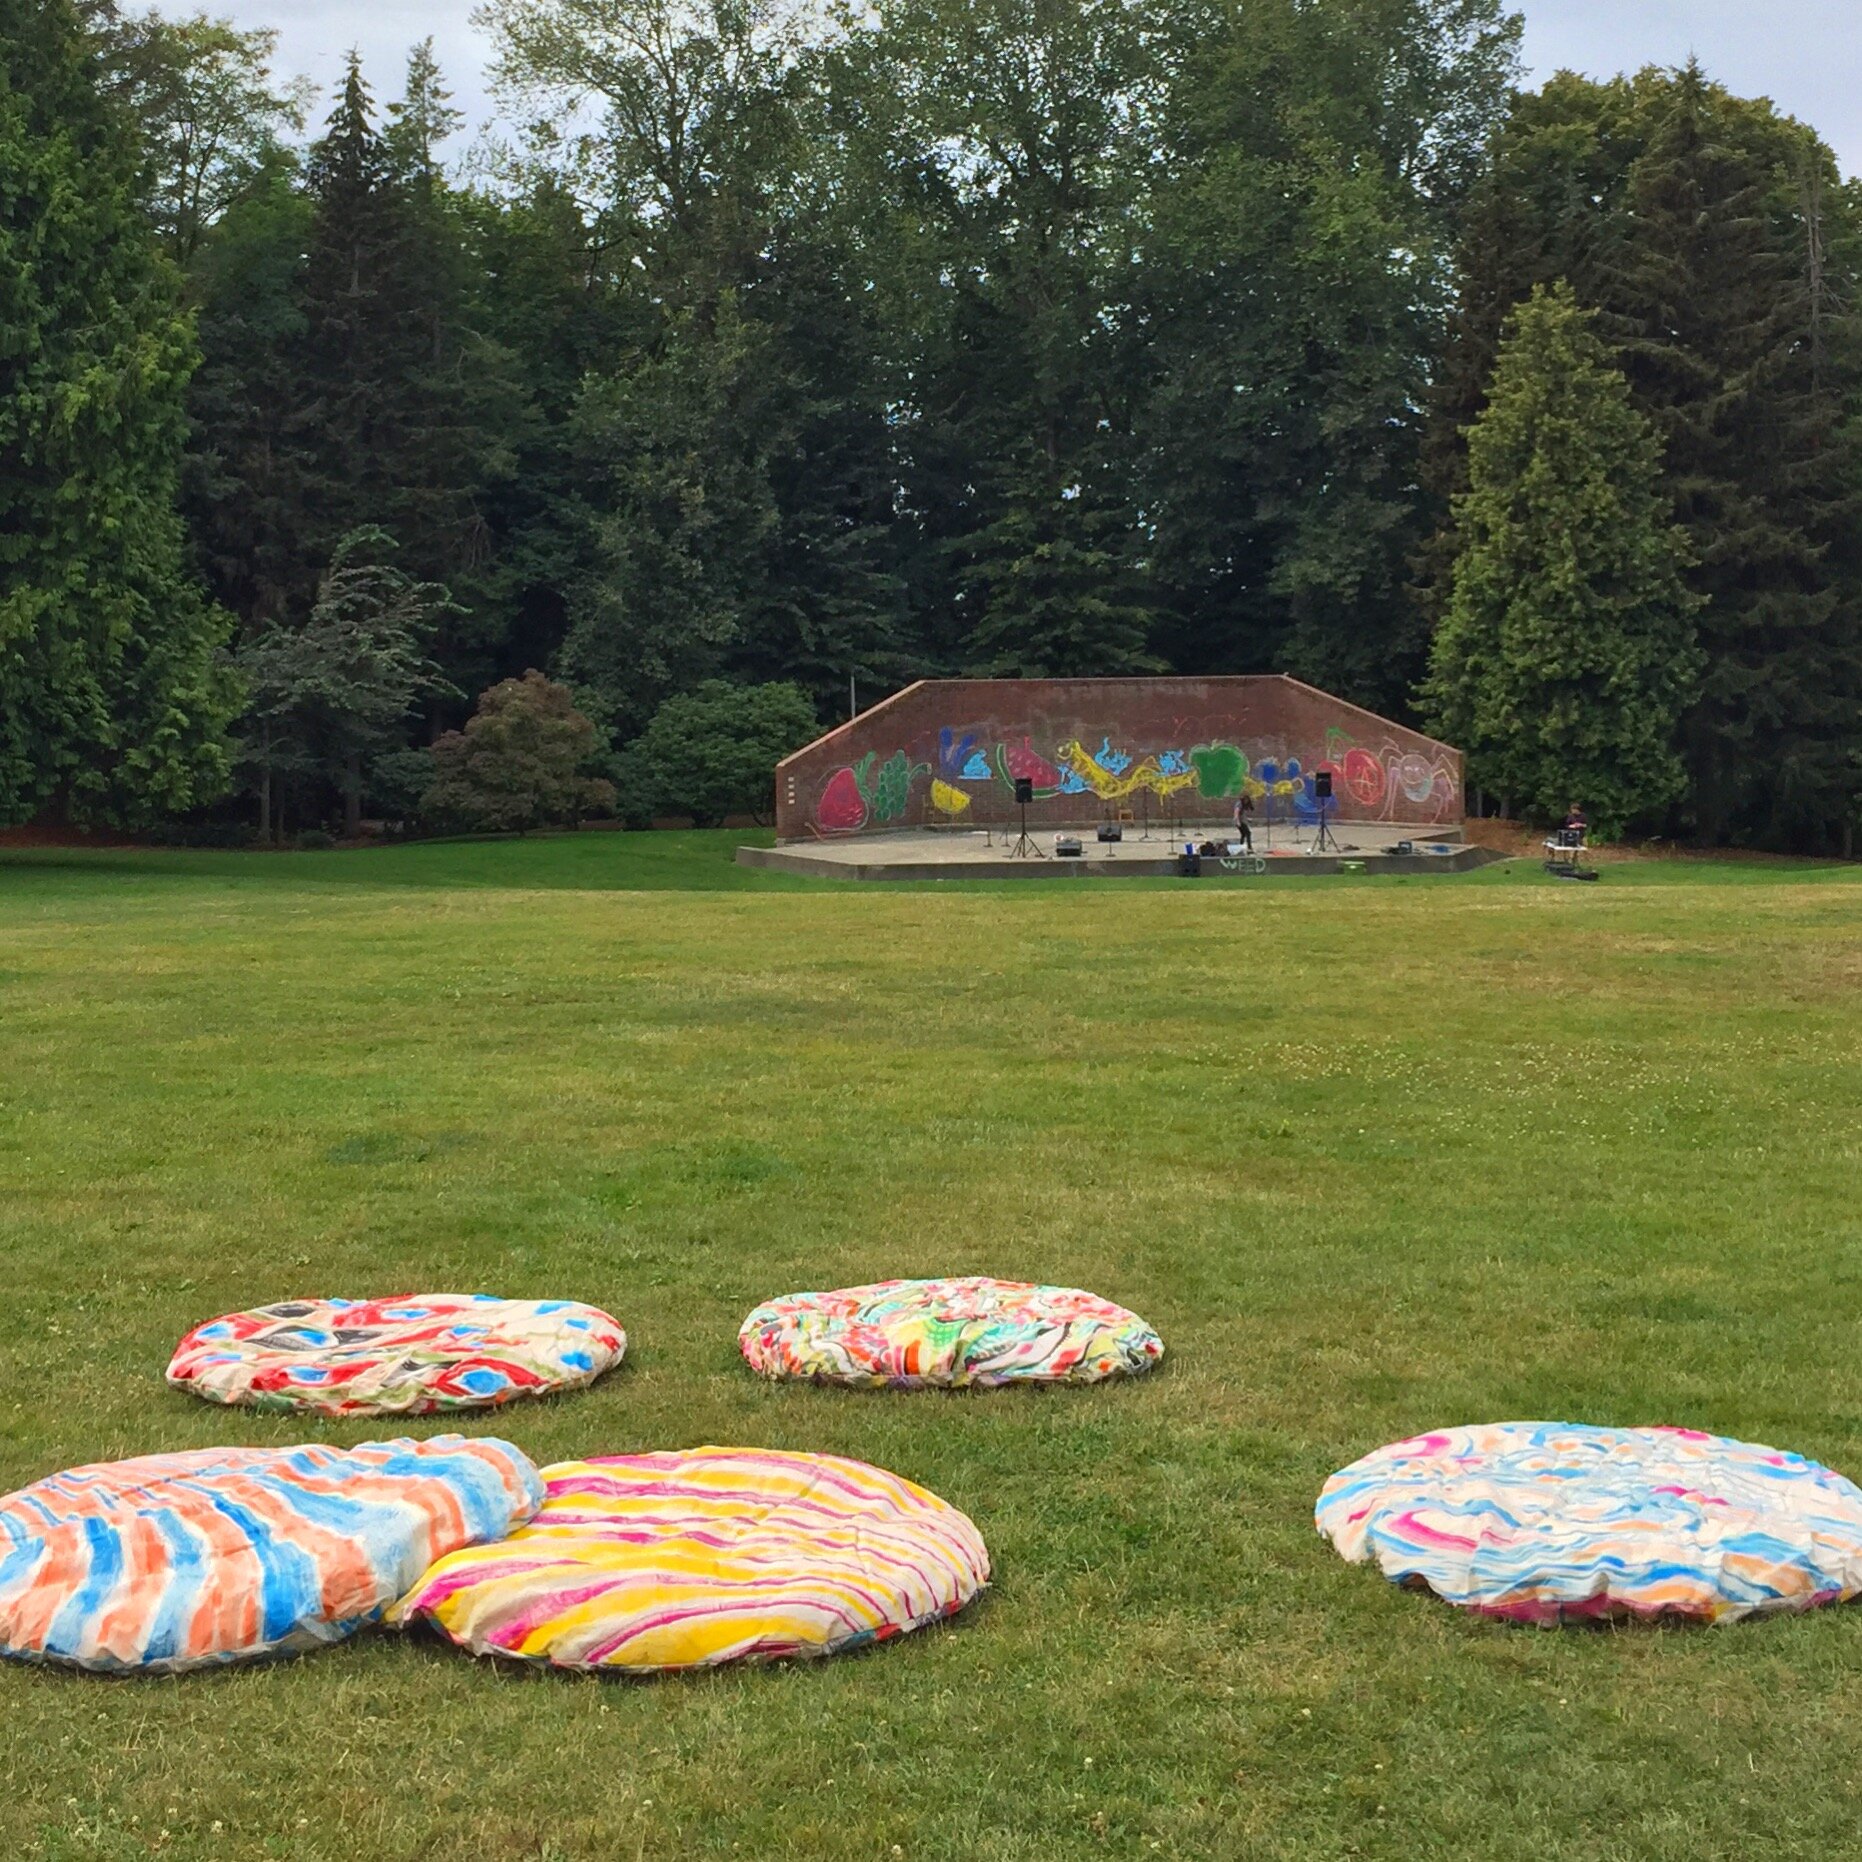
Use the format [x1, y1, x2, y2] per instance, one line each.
[295, 828, 335, 851]
[605, 761, 658, 831]
[630, 681, 819, 827]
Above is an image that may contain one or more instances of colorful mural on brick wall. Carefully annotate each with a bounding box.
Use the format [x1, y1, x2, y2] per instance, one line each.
[779, 678, 1461, 841]
[806, 724, 1456, 838]
[813, 750, 931, 834]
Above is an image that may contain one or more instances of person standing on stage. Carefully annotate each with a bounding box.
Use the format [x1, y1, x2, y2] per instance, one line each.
[1233, 791, 1254, 851]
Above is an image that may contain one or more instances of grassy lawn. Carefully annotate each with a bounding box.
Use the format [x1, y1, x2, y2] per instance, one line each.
[2, 831, 1860, 1861]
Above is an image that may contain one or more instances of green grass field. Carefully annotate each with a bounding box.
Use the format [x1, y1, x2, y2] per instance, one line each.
[3, 832, 1860, 1861]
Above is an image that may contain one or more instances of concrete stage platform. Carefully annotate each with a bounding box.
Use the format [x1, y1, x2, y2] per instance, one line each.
[738, 823, 1507, 882]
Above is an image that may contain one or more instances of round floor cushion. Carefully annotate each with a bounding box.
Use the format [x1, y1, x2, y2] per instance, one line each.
[1316, 1422, 1862, 1625]
[0, 1436, 542, 1673]
[737, 1276, 1163, 1388]
[391, 1446, 990, 1672]
[167, 1294, 627, 1416]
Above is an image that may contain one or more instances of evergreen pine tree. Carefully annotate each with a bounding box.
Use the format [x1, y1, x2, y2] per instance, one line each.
[1420, 66, 1862, 849]
[559, 295, 779, 738]
[0, 0, 234, 827]
[1607, 67, 1862, 848]
[727, 227, 908, 709]
[181, 152, 318, 633]
[468, 177, 628, 679]
[952, 450, 1161, 677]
[298, 53, 519, 703]
[1423, 283, 1701, 837]
[298, 56, 409, 552]
[236, 528, 455, 839]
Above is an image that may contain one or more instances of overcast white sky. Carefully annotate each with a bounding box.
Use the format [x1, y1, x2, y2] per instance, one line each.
[154, 0, 1862, 177]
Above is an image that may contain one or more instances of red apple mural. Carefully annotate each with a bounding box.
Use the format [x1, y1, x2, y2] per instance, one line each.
[1341, 746, 1387, 809]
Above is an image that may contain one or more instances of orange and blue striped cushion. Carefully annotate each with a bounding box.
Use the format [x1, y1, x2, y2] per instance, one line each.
[0, 1436, 542, 1672]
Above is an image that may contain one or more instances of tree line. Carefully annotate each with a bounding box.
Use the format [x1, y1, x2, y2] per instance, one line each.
[3, 0, 1858, 848]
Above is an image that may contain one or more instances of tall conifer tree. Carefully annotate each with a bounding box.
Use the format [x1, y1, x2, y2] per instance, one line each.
[1424, 283, 1700, 837]
[0, 0, 233, 826]
[1422, 66, 1862, 849]
[182, 154, 317, 634]
[298, 57, 409, 553]
[1607, 69, 1862, 847]
[297, 52, 520, 705]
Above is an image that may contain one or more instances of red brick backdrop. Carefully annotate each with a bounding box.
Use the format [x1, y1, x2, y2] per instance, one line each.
[774, 676, 1462, 842]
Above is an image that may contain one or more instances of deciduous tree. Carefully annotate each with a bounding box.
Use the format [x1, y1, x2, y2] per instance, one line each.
[422, 670, 616, 833]
[84, 3, 310, 268]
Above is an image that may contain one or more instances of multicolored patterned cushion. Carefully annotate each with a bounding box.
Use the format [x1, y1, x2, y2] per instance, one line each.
[737, 1277, 1163, 1388]
[391, 1446, 990, 1672]
[1316, 1422, 1862, 1625]
[166, 1294, 627, 1416]
[0, 1436, 542, 1673]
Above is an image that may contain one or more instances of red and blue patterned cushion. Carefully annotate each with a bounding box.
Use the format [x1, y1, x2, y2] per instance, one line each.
[166, 1294, 626, 1416]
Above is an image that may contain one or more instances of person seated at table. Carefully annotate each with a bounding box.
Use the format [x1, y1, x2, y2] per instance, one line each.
[1564, 802, 1587, 842]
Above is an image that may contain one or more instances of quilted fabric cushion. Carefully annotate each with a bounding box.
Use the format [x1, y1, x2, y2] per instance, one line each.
[167, 1294, 627, 1416]
[738, 1276, 1163, 1388]
[1316, 1422, 1862, 1625]
[0, 1436, 543, 1673]
[392, 1446, 990, 1672]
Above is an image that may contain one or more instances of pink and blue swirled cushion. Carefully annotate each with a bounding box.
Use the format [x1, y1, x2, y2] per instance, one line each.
[1317, 1422, 1862, 1624]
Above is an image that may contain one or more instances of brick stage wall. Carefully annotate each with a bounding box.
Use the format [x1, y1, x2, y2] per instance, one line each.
[774, 676, 1462, 842]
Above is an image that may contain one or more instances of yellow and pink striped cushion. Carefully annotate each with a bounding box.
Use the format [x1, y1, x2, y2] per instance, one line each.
[390, 1446, 989, 1672]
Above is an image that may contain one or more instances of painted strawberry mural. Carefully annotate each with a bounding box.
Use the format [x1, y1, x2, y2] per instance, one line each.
[816, 763, 869, 834]
[814, 750, 930, 835]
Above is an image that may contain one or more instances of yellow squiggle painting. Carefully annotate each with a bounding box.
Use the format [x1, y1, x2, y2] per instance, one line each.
[1054, 741, 1200, 802]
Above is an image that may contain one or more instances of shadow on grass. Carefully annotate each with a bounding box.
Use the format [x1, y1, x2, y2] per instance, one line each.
[0, 830, 813, 896]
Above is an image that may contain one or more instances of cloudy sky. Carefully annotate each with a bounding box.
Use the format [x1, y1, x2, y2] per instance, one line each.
[158, 0, 1862, 177]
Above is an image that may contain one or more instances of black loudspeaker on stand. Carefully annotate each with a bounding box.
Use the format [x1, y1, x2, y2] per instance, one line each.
[1311, 768, 1338, 852]
[1008, 776, 1044, 858]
